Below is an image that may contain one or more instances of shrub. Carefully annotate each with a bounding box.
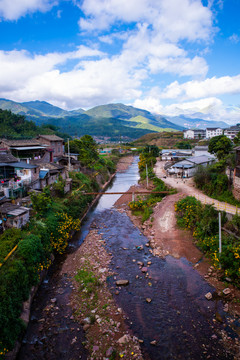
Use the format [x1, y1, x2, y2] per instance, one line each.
[175, 196, 240, 287]
[30, 188, 52, 214]
[0, 228, 22, 263]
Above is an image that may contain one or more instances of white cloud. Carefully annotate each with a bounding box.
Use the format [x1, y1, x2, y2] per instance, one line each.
[134, 96, 163, 114]
[162, 75, 240, 100]
[0, 0, 58, 20]
[148, 56, 208, 77]
[79, 0, 213, 43]
[133, 95, 240, 124]
[0, 48, 142, 109]
[163, 97, 223, 115]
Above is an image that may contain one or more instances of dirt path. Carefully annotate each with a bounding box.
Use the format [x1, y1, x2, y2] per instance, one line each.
[154, 159, 240, 215]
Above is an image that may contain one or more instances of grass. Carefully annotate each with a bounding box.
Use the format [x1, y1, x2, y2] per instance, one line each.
[75, 268, 101, 295]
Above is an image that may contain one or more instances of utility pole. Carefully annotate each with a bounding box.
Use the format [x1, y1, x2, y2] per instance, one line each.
[219, 211, 222, 254]
[219, 211, 222, 268]
[68, 138, 71, 172]
[146, 163, 149, 189]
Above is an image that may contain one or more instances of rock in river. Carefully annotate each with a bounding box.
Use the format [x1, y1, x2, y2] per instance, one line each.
[205, 292, 212, 300]
[116, 280, 129, 286]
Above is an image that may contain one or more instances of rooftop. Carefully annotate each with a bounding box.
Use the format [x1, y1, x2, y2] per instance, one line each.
[0, 203, 29, 216]
[38, 134, 64, 141]
[0, 152, 18, 163]
[0, 138, 42, 147]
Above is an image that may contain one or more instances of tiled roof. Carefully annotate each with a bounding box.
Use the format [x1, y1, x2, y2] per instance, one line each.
[0, 152, 18, 163]
[0, 138, 41, 147]
[38, 134, 64, 141]
[30, 160, 64, 170]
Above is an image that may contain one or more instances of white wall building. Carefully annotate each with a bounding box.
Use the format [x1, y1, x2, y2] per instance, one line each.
[183, 129, 206, 139]
[206, 128, 223, 139]
[167, 155, 215, 178]
[224, 125, 240, 140]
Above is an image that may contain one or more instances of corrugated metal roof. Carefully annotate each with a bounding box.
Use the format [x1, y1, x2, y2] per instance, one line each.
[39, 170, 48, 179]
[186, 155, 215, 165]
[7, 207, 29, 216]
[172, 160, 194, 169]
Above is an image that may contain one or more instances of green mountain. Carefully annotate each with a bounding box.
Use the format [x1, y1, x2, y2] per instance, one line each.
[21, 100, 71, 117]
[0, 99, 184, 140]
[0, 108, 70, 140]
[85, 103, 183, 131]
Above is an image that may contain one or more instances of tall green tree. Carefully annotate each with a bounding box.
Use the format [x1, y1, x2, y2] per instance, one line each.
[208, 135, 233, 160]
[67, 135, 99, 166]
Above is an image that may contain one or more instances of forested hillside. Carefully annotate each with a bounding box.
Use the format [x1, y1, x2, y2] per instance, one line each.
[0, 99, 184, 140]
[0, 109, 70, 140]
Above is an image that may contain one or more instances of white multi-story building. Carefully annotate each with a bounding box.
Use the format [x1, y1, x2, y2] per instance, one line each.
[224, 125, 240, 140]
[206, 128, 223, 139]
[183, 129, 206, 139]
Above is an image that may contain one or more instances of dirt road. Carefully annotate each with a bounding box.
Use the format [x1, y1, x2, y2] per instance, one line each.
[154, 159, 240, 215]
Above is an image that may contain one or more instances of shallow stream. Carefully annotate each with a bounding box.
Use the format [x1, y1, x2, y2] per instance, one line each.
[18, 158, 236, 359]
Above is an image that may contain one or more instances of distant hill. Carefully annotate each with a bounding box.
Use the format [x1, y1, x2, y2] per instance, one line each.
[0, 108, 70, 140]
[21, 100, 71, 117]
[0, 99, 184, 140]
[86, 103, 184, 131]
[134, 131, 198, 148]
[166, 115, 229, 129]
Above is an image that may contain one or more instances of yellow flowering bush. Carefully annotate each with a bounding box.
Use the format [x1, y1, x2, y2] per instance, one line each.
[49, 212, 81, 254]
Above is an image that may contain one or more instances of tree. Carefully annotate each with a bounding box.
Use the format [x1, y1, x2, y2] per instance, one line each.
[208, 135, 233, 160]
[142, 145, 159, 157]
[66, 135, 99, 166]
[175, 141, 192, 149]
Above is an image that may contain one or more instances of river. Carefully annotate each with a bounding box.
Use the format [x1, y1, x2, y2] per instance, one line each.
[17, 157, 236, 359]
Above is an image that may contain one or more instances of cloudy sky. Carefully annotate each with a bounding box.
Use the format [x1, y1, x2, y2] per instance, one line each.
[0, 0, 240, 123]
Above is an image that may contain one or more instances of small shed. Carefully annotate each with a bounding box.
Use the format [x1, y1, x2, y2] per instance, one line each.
[0, 203, 30, 229]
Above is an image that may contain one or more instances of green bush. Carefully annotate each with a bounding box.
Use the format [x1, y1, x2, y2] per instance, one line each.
[0, 228, 22, 263]
[194, 164, 240, 206]
[30, 188, 52, 214]
[175, 196, 240, 286]
[17, 235, 45, 285]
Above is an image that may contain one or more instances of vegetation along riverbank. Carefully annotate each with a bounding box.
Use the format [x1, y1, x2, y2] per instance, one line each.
[0, 136, 123, 359]
[122, 148, 240, 358]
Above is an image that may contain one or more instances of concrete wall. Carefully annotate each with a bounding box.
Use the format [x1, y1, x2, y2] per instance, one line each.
[233, 175, 240, 200]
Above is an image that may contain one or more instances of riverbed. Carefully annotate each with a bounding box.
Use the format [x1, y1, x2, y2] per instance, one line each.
[17, 157, 238, 360]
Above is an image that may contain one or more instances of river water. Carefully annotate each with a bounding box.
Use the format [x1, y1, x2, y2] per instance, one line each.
[18, 157, 236, 359]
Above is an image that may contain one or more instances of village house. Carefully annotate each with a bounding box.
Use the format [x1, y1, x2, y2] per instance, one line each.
[161, 149, 192, 161]
[224, 125, 240, 140]
[37, 134, 64, 159]
[193, 145, 213, 158]
[183, 129, 206, 139]
[0, 150, 39, 198]
[56, 154, 81, 171]
[167, 155, 215, 178]
[29, 159, 68, 190]
[0, 138, 48, 160]
[206, 128, 223, 139]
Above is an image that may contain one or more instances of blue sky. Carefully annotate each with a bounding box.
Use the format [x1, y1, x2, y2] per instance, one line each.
[0, 0, 240, 124]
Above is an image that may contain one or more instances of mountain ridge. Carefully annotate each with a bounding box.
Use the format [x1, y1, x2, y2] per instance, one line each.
[0, 99, 184, 140]
[0, 98, 230, 140]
